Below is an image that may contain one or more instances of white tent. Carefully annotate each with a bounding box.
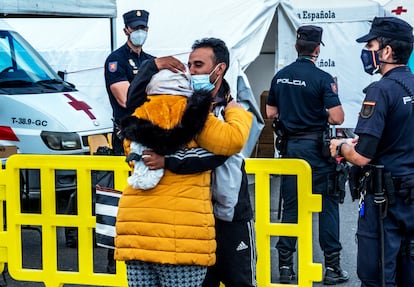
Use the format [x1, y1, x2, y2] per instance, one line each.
[3, 0, 406, 130]
[375, 0, 414, 22]
[0, 0, 116, 17]
[116, 0, 390, 128]
[275, 0, 387, 128]
[113, 0, 279, 101]
[2, 0, 279, 123]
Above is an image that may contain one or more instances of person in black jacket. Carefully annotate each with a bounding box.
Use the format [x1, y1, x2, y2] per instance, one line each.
[266, 25, 347, 285]
[330, 17, 414, 287]
[104, 9, 154, 155]
[101, 9, 154, 273]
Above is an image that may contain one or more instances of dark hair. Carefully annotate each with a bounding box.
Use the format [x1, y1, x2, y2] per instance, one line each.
[378, 36, 413, 64]
[192, 37, 230, 74]
[295, 39, 319, 56]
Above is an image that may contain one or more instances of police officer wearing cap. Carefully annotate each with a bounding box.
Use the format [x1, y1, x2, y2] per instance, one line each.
[104, 9, 154, 155]
[266, 25, 348, 285]
[102, 9, 154, 274]
[330, 16, 414, 286]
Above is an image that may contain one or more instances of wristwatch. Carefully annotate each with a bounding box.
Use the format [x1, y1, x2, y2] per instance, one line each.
[336, 141, 347, 157]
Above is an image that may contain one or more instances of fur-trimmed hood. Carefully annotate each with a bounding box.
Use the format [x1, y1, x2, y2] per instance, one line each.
[121, 89, 212, 155]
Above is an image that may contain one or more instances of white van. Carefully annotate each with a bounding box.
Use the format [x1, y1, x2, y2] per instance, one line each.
[0, 20, 113, 212]
[0, 20, 112, 155]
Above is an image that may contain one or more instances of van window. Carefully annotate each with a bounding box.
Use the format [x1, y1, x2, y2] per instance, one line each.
[0, 30, 76, 94]
[0, 34, 13, 71]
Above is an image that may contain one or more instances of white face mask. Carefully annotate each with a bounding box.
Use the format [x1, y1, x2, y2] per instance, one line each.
[130, 30, 147, 46]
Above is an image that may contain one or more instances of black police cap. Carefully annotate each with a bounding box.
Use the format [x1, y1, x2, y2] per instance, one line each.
[297, 25, 325, 46]
[356, 16, 414, 43]
[123, 10, 149, 28]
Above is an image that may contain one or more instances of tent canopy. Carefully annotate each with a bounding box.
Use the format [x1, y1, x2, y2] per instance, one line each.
[0, 0, 116, 17]
[275, 0, 387, 128]
[3, 0, 410, 129]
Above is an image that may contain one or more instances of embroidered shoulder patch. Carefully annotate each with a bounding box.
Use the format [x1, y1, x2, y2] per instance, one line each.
[360, 101, 376, 118]
[330, 82, 338, 94]
[108, 61, 118, 72]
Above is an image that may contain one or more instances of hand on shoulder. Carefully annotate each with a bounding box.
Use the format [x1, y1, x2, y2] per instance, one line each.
[154, 56, 186, 73]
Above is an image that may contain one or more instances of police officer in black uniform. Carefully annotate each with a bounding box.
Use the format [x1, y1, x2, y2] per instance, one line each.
[330, 17, 414, 287]
[104, 9, 155, 155]
[102, 9, 154, 273]
[266, 25, 348, 285]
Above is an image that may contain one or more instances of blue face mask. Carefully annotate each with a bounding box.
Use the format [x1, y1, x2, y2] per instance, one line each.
[360, 49, 381, 75]
[130, 29, 147, 46]
[191, 74, 215, 92]
[191, 65, 220, 92]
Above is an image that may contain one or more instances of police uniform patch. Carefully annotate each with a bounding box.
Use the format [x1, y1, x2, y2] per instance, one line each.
[108, 61, 118, 72]
[360, 101, 376, 118]
[330, 82, 338, 94]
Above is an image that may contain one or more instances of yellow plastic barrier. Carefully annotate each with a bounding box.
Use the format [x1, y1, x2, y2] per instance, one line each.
[1, 154, 130, 287]
[0, 155, 321, 286]
[0, 159, 6, 274]
[245, 158, 322, 287]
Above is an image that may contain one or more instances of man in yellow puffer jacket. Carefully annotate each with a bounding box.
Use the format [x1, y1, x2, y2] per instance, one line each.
[115, 68, 252, 287]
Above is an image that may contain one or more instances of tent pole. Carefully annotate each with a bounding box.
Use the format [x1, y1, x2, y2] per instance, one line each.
[110, 17, 117, 52]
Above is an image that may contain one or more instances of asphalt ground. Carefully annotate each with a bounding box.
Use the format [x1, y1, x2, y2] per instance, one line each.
[0, 227, 111, 287]
[1, 175, 361, 287]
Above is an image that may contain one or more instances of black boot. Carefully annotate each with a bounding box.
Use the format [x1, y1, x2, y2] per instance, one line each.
[279, 250, 296, 284]
[323, 252, 349, 285]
